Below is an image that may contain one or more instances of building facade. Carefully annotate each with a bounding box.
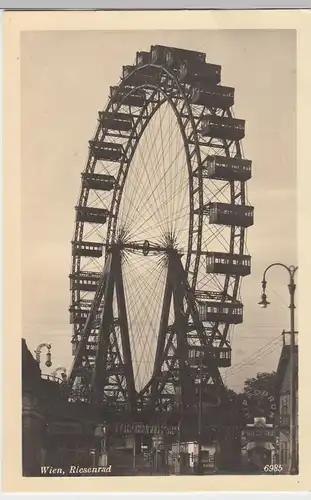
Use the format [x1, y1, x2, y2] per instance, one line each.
[22, 339, 46, 476]
[241, 417, 276, 472]
[275, 331, 298, 474]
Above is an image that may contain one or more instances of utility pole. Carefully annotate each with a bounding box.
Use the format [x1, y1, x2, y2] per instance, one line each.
[133, 434, 136, 473]
[175, 384, 182, 475]
[177, 420, 181, 475]
[259, 263, 298, 474]
[288, 268, 298, 475]
[197, 362, 203, 474]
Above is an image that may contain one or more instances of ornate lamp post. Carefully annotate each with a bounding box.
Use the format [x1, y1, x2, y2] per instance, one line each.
[34, 343, 52, 368]
[51, 367, 67, 382]
[258, 263, 298, 474]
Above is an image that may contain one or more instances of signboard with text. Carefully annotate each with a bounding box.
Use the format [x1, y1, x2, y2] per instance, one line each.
[244, 428, 275, 442]
[112, 422, 179, 436]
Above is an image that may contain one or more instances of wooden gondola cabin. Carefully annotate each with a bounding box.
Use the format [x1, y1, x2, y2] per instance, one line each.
[201, 115, 245, 141]
[72, 241, 103, 258]
[191, 85, 235, 109]
[188, 345, 232, 368]
[69, 271, 101, 292]
[136, 51, 150, 66]
[165, 47, 206, 68]
[197, 300, 243, 324]
[82, 172, 116, 191]
[202, 155, 252, 182]
[89, 140, 123, 162]
[110, 86, 146, 107]
[150, 45, 205, 67]
[122, 65, 156, 86]
[75, 206, 109, 225]
[206, 252, 251, 277]
[208, 203, 254, 228]
[99, 112, 133, 133]
[69, 307, 91, 325]
[179, 61, 221, 85]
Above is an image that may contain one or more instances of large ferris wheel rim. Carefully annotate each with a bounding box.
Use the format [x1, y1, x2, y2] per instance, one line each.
[106, 85, 198, 256]
[73, 63, 205, 266]
[70, 48, 248, 346]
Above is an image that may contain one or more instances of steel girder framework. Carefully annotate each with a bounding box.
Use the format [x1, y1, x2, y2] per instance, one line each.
[67, 45, 253, 417]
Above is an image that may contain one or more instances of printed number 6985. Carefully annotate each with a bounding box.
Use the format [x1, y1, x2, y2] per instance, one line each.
[263, 464, 283, 472]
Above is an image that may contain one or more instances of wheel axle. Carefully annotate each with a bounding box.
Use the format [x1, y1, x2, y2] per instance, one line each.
[107, 239, 184, 256]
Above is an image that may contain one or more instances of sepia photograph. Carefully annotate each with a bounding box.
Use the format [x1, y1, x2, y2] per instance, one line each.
[5, 10, 310, 493]
[20, 27, 298, 478]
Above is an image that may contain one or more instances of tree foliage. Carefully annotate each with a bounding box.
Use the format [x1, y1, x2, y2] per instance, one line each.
[244, 371, 277, 397]
[223, 372, 278, 424]
[242, 371, 278, 422]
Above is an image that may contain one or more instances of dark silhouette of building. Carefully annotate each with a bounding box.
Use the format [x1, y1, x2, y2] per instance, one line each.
[275, 332, 298, 473]
[22, 338, 45, 476]
[21, 337, 243, 476]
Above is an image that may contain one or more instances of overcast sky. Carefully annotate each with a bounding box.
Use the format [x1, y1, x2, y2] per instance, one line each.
[21, 29, 296, 392]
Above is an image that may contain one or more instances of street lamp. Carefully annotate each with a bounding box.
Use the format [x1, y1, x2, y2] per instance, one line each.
[259, 263, 298, 475]
[258, 293, 270, 308]
[34, 343, 52, 368]
[51, 367, 67, 382]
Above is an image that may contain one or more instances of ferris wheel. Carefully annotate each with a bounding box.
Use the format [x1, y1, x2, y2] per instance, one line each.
[67, 45, 253, 414]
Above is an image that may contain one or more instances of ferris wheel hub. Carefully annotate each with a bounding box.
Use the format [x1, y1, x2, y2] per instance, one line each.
[107, 239, 183, 257]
